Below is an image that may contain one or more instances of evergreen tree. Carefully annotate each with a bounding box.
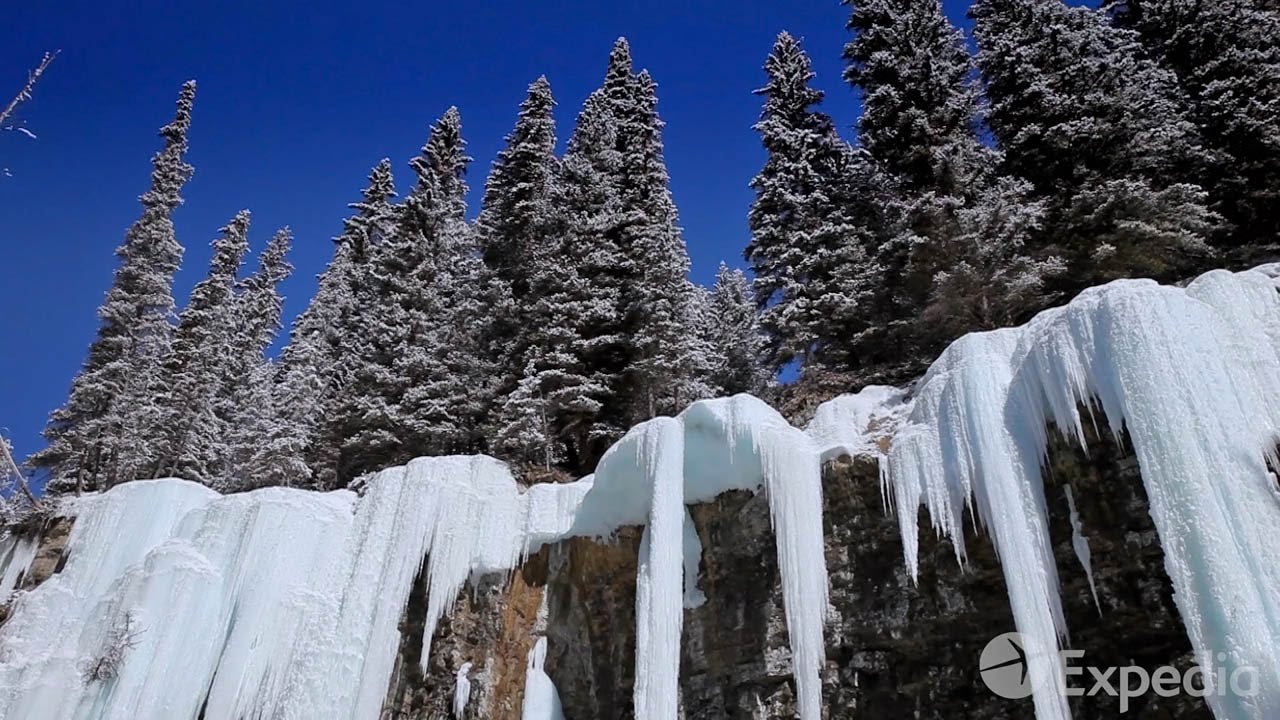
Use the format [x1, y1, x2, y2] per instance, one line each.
[540, 87, 630, 468]
[147, 211, 251, 485]
[706, 264, 769, 396]
[1107, 0, 1280, 258]
[339, 109, 492, 481]
[844, 0, 982, 195]
[747, 33, 886, 376]
[476, 76, 568, 461]
[477, 76, 560, 305]
[973, 0, 1215, 285]
[619, 69, 713, 421]
[844, 1, 1061, 358]
[275, 160, 397, 489]
[31, 81, 196, 492]
[223, 228, 295, 490]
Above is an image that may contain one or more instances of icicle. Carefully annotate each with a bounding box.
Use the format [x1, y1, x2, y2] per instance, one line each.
[632, 419, 685, 719]
[452, 661, 473, 719]
[681, 508, 706, 608]
[1063, 487, 1101, 615]
[887, 267, 1280, 720]
[520, 637, 564, 720]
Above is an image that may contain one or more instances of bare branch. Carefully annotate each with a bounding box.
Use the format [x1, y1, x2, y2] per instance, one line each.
[0, 432, 40, 508]
[0, 51, 58, 130]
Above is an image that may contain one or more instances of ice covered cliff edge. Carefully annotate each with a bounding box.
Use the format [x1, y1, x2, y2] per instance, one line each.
[1, 266, 1279, 720]
[889, 266, 1280, 720]
[0, 389, 908, 720]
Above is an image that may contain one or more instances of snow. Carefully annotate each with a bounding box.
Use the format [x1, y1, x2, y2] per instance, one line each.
[520, 638, 564, 720]
[806, 384, 911, 462]
[887, 267, 1280, 720]
[453, 661, 473, 719]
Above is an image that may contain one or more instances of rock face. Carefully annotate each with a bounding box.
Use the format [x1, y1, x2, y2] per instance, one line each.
[383, 419, 1215, 719]
[0, 515, 72, 625]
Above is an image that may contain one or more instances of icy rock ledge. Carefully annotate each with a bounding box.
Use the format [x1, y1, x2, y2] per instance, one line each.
[0, 389, 907, 720]
[887, 267, 1280, 720]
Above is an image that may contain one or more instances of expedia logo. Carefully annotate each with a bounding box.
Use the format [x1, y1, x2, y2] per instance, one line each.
[980, 632, 1034, 699]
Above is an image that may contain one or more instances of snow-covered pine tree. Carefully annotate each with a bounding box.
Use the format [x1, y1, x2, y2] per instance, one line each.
[843, 0, 1061, 359]
[275, 159, 397, 489]
[1107, 0, 1280, 259]
[541, 86, 630, 469]
[706, 263, 769, 396]
[618, 68, 713, 422]
[339, 109, 493, 482]
[476, 76, 566, 460]
[477, 76, 559, 306]
[31, 81, 196, 492]
[973, 0, 1215, 285]
[223, 228, 296, 491]
[144, 211, 251, 485]
[747, 32, 887, 377]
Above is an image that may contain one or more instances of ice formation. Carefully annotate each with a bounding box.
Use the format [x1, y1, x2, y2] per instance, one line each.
[0, 531, 39, 599]
[520, 637, 565, 720]
[453, 661, 473, 719]
[888, 267, 1280, 720]
[1063, 487, 1099, 614]
[0, 394, 868, 720]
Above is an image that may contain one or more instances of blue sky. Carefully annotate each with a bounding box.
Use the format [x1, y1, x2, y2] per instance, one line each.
[0, 1, 985, 466]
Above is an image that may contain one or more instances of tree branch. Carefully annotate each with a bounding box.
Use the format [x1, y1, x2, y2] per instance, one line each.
[0, 51, 58, 130]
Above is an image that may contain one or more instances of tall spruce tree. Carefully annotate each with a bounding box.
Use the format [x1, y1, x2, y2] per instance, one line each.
[747, 33, 887, 376]
[31, 81, 196, 492]
[545, 87, 630, 468]
[339, 109, 492, 481]
[973, 0, 1215, 285]
[275, 160, 397, 489]
[1107, 0, 1280, 258]
[619, 68, 713, 421]
[844, 0, 1060, 357]
[477, 76, 566, 460]
[146, 211, 251, 485]
[223, 228, 295, 490]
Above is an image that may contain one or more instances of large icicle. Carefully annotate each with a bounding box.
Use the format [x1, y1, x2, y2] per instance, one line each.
[888, 267, 1280, 720]
[520, 638, 564, 720]
[452, 662, 472, 719]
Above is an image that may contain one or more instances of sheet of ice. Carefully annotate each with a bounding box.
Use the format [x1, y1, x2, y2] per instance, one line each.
[520, 637, 564, 720]
[887, 267, 1280, 720]
[453, 661, 473, 719]
[0, 531, 39, 599]
[1063, 486, 1100, 614]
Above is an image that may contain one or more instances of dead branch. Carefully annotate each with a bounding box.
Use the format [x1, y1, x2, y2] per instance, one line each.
[0, 51, 58, 130]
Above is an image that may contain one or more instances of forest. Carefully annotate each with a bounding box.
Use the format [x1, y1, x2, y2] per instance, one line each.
[21, 0, 1280, 496]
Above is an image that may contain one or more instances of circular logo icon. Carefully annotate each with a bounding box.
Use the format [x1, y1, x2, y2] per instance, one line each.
[980, 632, 1035, 699]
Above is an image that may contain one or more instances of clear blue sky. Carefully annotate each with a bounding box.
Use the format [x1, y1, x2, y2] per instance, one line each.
[0, 1, 987, 466]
